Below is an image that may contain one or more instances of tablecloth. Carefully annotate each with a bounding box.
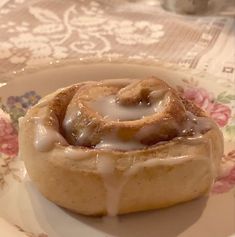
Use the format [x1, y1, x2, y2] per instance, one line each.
[0, 0, 234, 86]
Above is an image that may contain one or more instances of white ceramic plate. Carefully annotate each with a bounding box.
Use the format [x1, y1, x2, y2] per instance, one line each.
[0, 60, 234, 237]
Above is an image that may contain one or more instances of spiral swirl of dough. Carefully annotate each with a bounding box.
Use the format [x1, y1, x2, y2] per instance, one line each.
[62, 77, 209, 149]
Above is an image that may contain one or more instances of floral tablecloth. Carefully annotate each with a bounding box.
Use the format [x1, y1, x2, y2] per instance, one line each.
[0, 1, 235, 237]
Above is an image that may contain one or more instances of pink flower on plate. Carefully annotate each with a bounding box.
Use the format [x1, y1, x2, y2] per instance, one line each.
[183, 87, 231, 127]
[212, 167, 235, 194]
[208, 103, 232, 127]
[183, 87, 213, 109]
[212, 150, 235, 194]
[0, 117, 18, 156]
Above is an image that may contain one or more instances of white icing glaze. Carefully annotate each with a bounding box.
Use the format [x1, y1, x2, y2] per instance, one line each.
[149, 89, 168, 100]
[63, 109, 96, 145]
[93, 110, 214, 151]
[33, 117, 68, 152]
[74, 127, 93, 146]
[63, 146, 94, 160]
[98, 78, 135, 87]
[97, 133, 215, 216]
[95, 135, 145, 151]
[135, 121, 177, 142]
[90, 95, 165, 121]
[96, 155, 129, 216]
[180, 111, 213, 136]
[126, 155, 193, 176]
[63, 110, 81, 133]
[97, 148, 210, 216]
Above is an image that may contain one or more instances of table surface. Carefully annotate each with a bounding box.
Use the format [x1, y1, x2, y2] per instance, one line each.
[0, 1, 234, 237]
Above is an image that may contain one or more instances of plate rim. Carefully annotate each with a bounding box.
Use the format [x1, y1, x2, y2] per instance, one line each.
[0, 57, 233, 89]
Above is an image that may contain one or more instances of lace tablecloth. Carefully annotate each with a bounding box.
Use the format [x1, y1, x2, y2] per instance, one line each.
[0, 0, 234, 86]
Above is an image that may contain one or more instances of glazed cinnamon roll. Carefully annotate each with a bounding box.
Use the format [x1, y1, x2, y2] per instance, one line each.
[19, 77, 223, 216]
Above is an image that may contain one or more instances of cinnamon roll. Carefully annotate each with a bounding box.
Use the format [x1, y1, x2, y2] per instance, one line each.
[19, 77, 223, 216]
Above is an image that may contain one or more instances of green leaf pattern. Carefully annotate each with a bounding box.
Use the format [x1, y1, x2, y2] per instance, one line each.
[216, 91, 235, 138]
[216, 91, 235, 104]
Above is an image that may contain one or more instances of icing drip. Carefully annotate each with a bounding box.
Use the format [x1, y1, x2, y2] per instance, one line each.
[90, 95, 166, 121]
[126, 155, 194, 176]
[96, 155, 127, 216]
[74, 127, 95, 146]
[97, 138, 212, 216]
[33, 117, 68, 152]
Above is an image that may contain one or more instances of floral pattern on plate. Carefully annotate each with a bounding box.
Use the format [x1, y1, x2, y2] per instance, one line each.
[0, 85, 235, 194]
[0, 91, 41, 189]
[178, 79, 235, 194]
